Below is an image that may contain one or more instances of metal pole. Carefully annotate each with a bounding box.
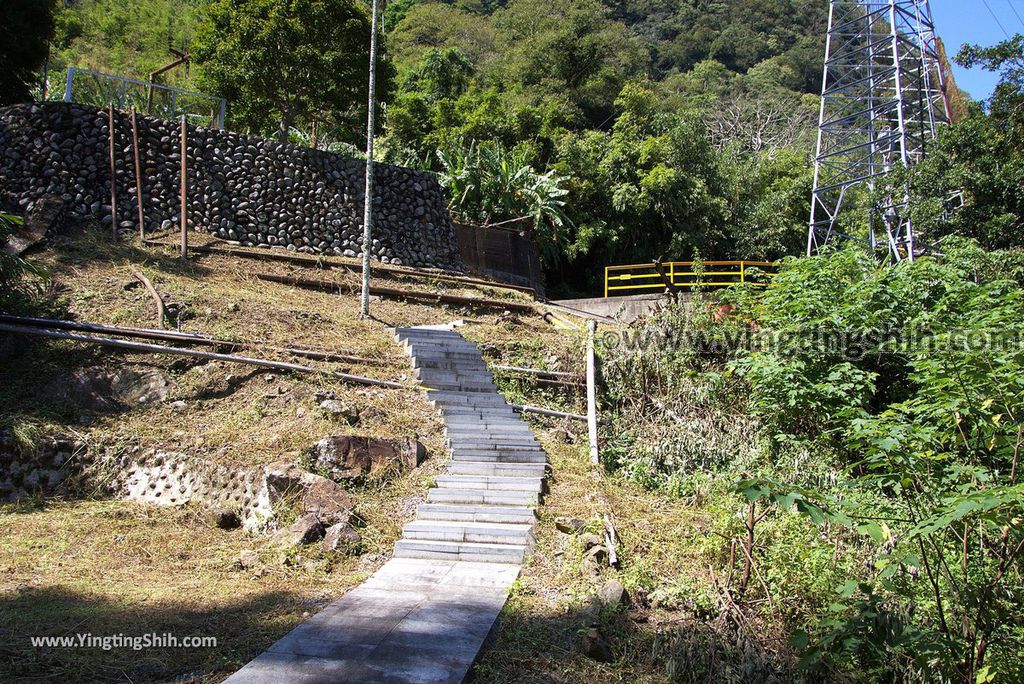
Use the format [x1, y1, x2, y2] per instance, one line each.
[107, 104, 118, 240]
[179, 115, 188, 262]
[587, 320, 599, 465]
[359, 0, 380, 318]
[130, 107, 145, 240]
[63, 67, 75, 102]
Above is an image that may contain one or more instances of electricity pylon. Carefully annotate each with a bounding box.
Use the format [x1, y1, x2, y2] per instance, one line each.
[808, 0, 951, 261]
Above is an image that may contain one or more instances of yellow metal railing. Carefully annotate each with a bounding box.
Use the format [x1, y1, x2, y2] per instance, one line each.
[603, 261, 776, 298]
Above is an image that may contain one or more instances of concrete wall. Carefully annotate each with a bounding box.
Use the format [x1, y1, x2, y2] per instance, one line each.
[0, 102, 463, 271]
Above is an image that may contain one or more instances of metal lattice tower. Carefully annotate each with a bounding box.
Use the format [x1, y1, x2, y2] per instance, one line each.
[808, 0, 951, 261]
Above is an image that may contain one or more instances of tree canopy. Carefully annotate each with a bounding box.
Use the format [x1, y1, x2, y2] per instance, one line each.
[0, 0, 56, 105]
[192, 0, 392, 142]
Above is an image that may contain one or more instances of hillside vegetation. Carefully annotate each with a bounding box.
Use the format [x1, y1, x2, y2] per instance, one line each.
[3, 2, 1024, 683]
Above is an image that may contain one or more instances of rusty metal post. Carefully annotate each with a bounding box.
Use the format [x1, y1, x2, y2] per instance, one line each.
[130, 107, 145, 240]
[107, 103, 117, 239]
[179, 115, 187, 262]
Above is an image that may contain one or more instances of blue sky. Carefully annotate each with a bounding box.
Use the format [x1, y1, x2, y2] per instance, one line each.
[932, 0, 1024, 100]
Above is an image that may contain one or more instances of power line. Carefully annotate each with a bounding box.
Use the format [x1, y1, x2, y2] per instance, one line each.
[981, 0, 1013, 40]
[1006, 0, 1024, 31]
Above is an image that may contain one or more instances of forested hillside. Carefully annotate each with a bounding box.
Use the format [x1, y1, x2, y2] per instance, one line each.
[40, 0, 825, 294]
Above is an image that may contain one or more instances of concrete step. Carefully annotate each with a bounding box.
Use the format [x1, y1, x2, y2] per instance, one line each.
[393, 539, 528, 563]
[451, 450, 547, 463]
[416, 503, 538, 524]
[448, 439, 541, 450]
[402, 520, 534, 544]
[430, 391, 508, 401]
[414, 357, 487, 369]
[440, 405, 518, 414]
[417, 370, 495, 384]
[427, 487, 539, 506]
[426, 383, 498, 393]
[407, 348, 483, 359]
[436, 475, 545, 493]
[447, 461, 548, 477]
[446, 427, 536, 439]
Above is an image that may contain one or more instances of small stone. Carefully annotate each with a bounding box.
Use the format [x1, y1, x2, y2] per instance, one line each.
[272, 514, 325, 547]
[322, 522, 361, 553]
[227, 302, 240, 312]
[597, 580, 628, 610]
[234, 550, 260, 570]
[170, 400, 187, 411]
[211, 508, 241, 530]
[585, 545, 608, 565]
[582, 533, 603, 550]
[579, 627, 613, 662]
[555, 517, 585, 534]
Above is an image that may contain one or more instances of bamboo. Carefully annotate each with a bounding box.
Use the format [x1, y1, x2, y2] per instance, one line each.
[253, 271, 536, 314]
[130, 106, 145, 240]
[140, 238, 536, 295]
[0, 314, 394, 366]
[512, 403, 593, 423]
[587, 319, 599, 465]
[491, 364, 579, 379]
[107, 103, 117, 239]
[129, 266, 166, 329]
[0, 323, 410, 390]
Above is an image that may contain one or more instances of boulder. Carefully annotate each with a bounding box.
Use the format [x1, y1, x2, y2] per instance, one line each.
[263, 461, 354, 528]
[310, 436, 425, 481]
[61, 366, 172, 413]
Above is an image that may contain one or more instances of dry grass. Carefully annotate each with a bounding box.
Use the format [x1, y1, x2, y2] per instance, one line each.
[0, 226, 585, 682]
[471, 426, 795, 683]
[0, 498, 366, 682]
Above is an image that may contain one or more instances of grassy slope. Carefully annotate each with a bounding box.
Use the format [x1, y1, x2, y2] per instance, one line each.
[1, 227, 779, 683]
[0, 227, 579, 682]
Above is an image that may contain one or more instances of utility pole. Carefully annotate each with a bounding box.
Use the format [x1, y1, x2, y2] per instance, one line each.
[359, 0, 380, 319]
[808, 0, 951, 262]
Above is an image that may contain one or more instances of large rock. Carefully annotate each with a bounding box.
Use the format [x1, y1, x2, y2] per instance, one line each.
[272, 513, 325, 547]
[310, 436, 425, 481]
[62, 366, 172, 413]
[263, 461, 354, 527]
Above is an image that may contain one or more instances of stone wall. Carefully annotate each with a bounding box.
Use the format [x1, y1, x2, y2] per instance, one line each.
[0, 102, 463, 270]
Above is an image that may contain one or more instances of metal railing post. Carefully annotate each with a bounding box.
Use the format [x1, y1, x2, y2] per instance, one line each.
[107, 104, 118, 240]
[179, 115, 188, 262]
[63, 68, 75, 102]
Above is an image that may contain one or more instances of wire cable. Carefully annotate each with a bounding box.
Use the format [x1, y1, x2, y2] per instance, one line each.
[981, 0, 1014, 39]
[1006, 0, 1024, 31]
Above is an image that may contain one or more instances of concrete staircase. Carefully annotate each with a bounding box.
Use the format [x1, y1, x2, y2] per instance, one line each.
[224, 325, 545, 683]
[392, 326, 547, 565]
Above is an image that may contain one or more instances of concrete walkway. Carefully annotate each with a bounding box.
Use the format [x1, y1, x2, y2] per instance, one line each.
[225, 326, 547, 683]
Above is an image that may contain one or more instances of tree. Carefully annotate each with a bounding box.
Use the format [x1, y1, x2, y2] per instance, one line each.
[193, 0, 391, 142]
[0, 0, 56, 105]
[957, 34, 1024, 143]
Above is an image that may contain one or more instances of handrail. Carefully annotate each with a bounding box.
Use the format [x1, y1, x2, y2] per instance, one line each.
[603, 260, 776, 297]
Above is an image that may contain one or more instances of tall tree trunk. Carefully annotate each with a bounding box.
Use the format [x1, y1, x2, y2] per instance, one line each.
[278, 108, 295, 144]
